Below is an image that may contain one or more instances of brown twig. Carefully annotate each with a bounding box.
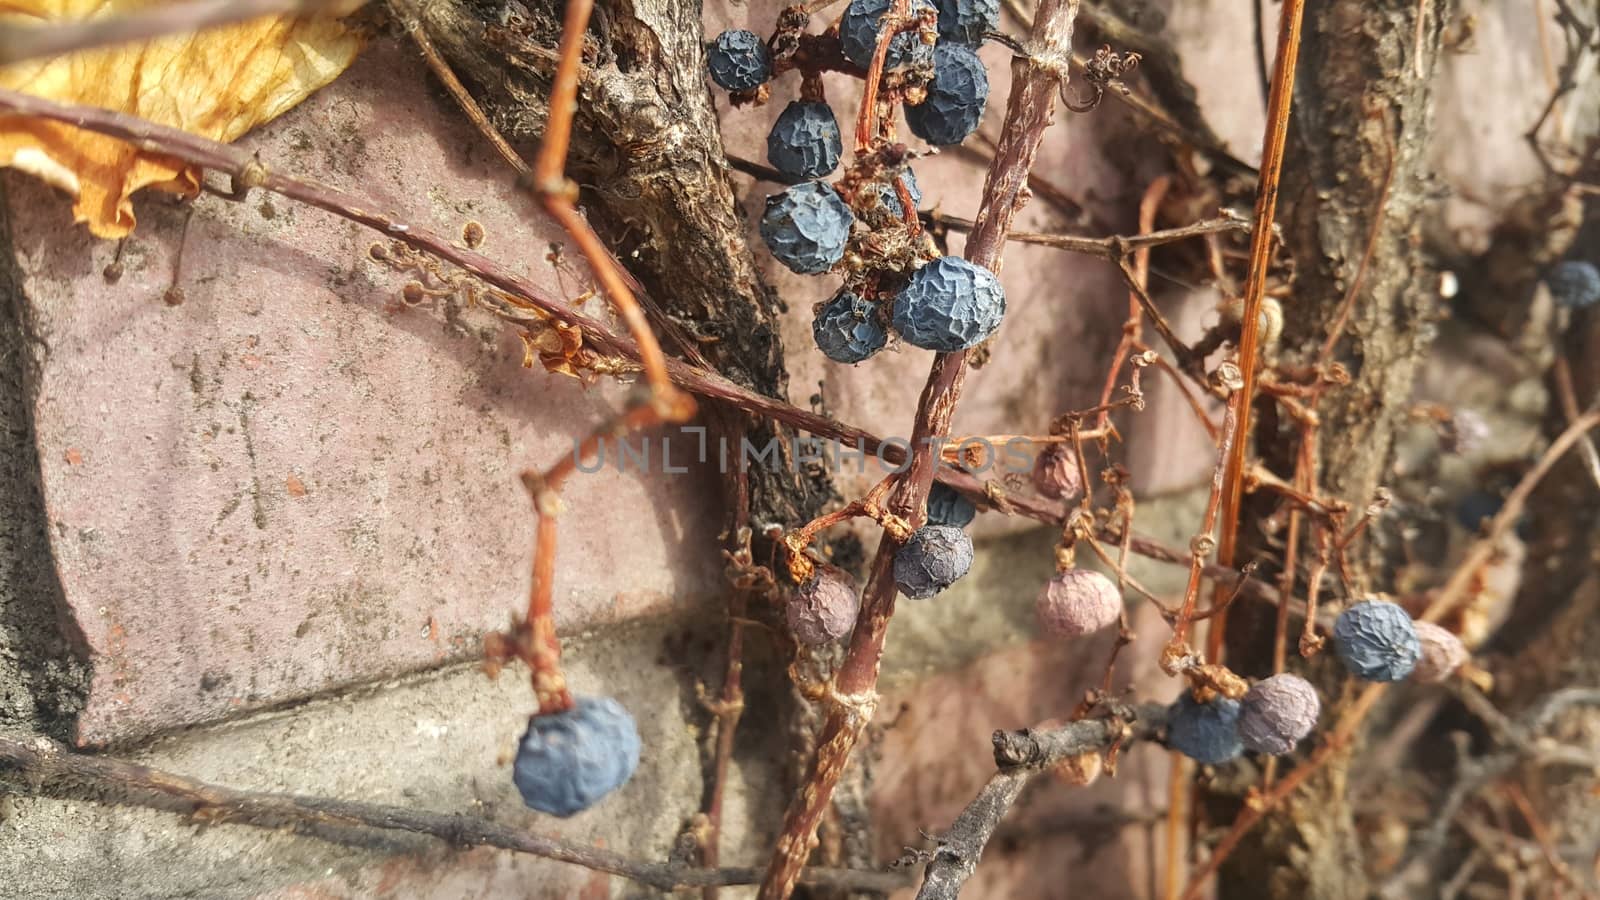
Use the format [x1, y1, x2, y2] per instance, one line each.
[0, 0, 366, 66]
[915, 705, 1168, 899]
[1421, 410, 1600, 624]
[756, 2, 1085, 897]
[1378, 687, 1600, 898]
[700, 424, 761, 900]
[500, 0, 694, 712]
[0, 735, 905, 894]
[1208, 0, 1307, 662]
[923, 209, 1251, 261]
[998, 0, 1256, 178]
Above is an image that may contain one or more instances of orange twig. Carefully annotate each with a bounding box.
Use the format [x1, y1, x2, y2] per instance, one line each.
[1206, 0, 1306, 662]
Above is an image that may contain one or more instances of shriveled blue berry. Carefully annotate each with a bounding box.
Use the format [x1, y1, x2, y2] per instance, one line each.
[934, 0, 999, 43]
[1237, 674, 1319, 755]
[513, 696, 641, 817]
[892, 256, 1006, 351]
[893, 524, 974, 598]
[760, 181, 854, 274]
[768, 101, 843, 179]
[1167, 693, 1243, 765]
[706, 30, 772, 92]
[905, 43, 989, 146]
[841, 0, 937, 70]
[788, 565, 861, 645]
[926, 481, 976, 527]
[1333, 600, 1421, 683]
[877, 168, 923, 219]
[1546, 260, 1600, 309]
[813, 290, 887, 363]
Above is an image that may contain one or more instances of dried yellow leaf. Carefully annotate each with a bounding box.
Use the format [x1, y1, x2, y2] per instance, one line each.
[0, 1, 364, 238]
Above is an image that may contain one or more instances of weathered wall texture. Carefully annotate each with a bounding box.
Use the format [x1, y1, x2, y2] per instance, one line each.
[5, 44, 726, 746]
[2, 0, 1588, 895]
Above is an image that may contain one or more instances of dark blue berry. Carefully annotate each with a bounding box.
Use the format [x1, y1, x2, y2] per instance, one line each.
[1166, 693, 1243, 765]
[760, 181, 854, 274]
[767, 101, 843, 180]
[813, 290, 888, 363]
[934, 0, 999, 43]
[1546, 260, 1600, 309]
[513, 696, 641, 817]
[706, 30, 773, 92]
[1333, 600, 1421, 683]
[905, 43, 989, 146]
[926, 481, 976, 527]
[893, 524, 974, 598]
[1453, 490, 1502, 530]
[878, 168, 923, 219]
[841, 0, 937, 70]
[891, 256, 1006, 351]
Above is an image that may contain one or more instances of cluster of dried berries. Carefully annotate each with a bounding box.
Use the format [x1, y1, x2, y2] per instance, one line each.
[706, 0, 1005, 365]
[1163, 600, 1470, 766]
[1332, 599, 1467, 684]
[1167, 674, 1319, 765]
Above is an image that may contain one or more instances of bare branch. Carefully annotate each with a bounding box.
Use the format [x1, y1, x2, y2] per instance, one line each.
[0, 735, 906, 894]
[916, 705, 1169, 900]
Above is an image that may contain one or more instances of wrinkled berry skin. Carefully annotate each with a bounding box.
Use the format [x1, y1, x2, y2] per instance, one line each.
[1237, 674, 1319, 755]
[841, 0, 936, 69]
[893, 524, 974, 598]
[926, 482, 976, 527]
[1410, 621, 1468, 683]
[788, 566, 861, 645]
[892, 256, 1006, 351]
[1035, 568, 1121, 638]
[813, 290, 888, 363]
[761, 181, 854, 274]
[934, 0, 999, 43]
[1333, 600, 1421, 682]
[706, 30, 772, 92]
[1031, 443, 1083, 500]
[1166, 693, 1243, 765]
[1546, 260, 1600, 309]
[768, 101, 843, 179]
[513, 697, 641, 817]
[905, 43, 989, 146]
[878, 169, 923, 219]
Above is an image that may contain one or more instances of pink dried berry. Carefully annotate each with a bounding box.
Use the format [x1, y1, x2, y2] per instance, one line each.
[1410, 621, 1468, 683]
[1031, 443, 1083, 500]
[1035, 568, 1121, 638]
[1237, 673, 1319, 755]
[787, 566, 861, 645]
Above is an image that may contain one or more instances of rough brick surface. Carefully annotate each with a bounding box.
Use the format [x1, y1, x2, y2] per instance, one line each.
[6, 45, 724, 745]
[0, 623, 707, 900]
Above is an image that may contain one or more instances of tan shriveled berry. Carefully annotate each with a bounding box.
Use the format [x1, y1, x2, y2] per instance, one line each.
[787, 565, 861, 645]
[1035, 568, 1121, 638]
[1410, 621, 1468, 683]
[1031, 443, 1083, 500]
